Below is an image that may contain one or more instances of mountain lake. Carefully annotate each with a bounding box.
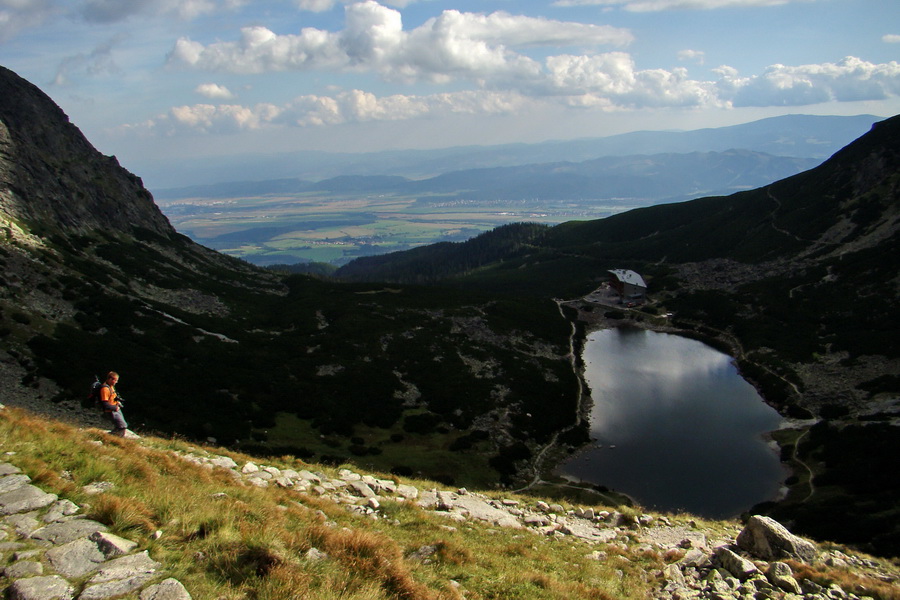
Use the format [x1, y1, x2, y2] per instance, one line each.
[557, 327, 788, 519]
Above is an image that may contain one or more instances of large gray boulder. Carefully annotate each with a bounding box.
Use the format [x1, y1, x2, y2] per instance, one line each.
[736, 515, 817, 562]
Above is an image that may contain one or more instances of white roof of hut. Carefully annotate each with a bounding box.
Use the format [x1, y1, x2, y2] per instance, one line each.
[608, 269, 647, 289]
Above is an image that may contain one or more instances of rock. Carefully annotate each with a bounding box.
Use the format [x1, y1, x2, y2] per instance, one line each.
[305, 548, 328, 562]
[0, 473, 32, 494]
[6, 513, 41, 537]
[714, 547, 759, 581]
[41, 499, 80, 523]
[31, 519, 108, 545]
[297, 470, 321, 483]
[396, 484, 418, 500]
[241, 462, 259, 474]
[736, 515, 817, 562]
[208, 456, 237, 469]
[0, 484, 57, 514]
[80, 574, 157, 600]
[766, 561, 802, 594]
[140, 578, 193, 600]
[663, 563, 687, 589]
[91, 530, 139, 556]
[3, 560, 44, 578]
[408, 544, 439, 562]
[83, 481, 115, 495]
[559, 520, 618, 542]
[87, 550, 162, 583]
[7, 575, 75, 600]
[45, 537, 106, 577]
[679, 548, 711, 568]
[348, 480, 376, 499]
[0, 463, 21, 476]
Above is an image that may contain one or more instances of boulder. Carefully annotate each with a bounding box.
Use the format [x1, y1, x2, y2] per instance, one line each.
[0, 484, 57, 514]
[140, 578, 193, 600]
[736, 515, 817, 562]
[7, 575, 75, 600]
[714, 547, 759, 581]
[45, 538, 106, 578]
[766, 561, 803, 594]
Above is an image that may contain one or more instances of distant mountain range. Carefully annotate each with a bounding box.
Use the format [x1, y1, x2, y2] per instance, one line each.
[145, 113, 880, 190]
[155, 149, 820, 207]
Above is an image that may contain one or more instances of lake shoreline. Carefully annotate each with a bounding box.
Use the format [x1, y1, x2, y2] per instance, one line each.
[525, 298, 794, 518]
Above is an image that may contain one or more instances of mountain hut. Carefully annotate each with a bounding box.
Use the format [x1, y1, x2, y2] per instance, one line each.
[608, 269, 647, 303]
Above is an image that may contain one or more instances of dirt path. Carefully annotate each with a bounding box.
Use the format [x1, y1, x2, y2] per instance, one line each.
[512, 299, 585, 493]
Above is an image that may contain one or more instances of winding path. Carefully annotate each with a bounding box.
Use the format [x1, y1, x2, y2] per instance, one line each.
[512, 299, 585, 493]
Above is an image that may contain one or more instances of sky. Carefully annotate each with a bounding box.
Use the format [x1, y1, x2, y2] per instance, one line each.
[2, 0, 900, 188]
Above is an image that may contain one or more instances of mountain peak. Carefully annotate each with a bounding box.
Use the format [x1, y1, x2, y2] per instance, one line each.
[0, 66, 172, 237]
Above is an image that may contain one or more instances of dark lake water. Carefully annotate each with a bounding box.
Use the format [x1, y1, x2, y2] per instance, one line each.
[557, 327, 787, 519]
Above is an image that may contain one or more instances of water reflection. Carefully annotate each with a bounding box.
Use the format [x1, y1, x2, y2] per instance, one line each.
[559, 327, 786, 518]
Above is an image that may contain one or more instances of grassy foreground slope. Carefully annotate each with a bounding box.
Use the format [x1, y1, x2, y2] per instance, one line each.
[0, 406, 654, 600]
[4, 406, 900, 600]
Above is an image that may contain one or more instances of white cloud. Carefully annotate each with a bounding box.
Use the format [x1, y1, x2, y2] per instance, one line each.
[552, 0, 813, 10]
[167, 1, 633, 86]
[883, 34, 900, 44]
[150, 53, 900, 136]
[195, 82, 235, 99]
[718, 56, 900, 107]
[545, 53, 719, 107]
[678, 49, 705, 64]
[141, 88, 527, 134]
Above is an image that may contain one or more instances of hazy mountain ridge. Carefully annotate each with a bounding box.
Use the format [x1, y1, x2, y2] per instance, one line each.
[141, 113, 879, 190]
[154, 149, 819, 206]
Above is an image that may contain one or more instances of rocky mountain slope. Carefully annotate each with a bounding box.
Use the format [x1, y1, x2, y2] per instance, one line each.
[0, 65, 580, 496]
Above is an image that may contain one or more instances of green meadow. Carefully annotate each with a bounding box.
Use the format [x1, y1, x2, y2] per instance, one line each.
[156, 191, 627, 265]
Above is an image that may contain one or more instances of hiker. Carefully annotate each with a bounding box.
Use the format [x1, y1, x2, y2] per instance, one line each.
[99, 371, 128, 437]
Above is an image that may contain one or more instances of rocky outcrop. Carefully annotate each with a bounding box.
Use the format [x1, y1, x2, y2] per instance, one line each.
[0, 462, 191, 599]
[736, 514, 818, 562]
[0, 65, 173, 236]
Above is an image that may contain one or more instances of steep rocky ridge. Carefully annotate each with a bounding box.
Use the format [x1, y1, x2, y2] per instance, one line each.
[0, 66, 171, 237]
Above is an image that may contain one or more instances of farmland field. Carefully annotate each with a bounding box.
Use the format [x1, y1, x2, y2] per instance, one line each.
[156, 191, 632, 265]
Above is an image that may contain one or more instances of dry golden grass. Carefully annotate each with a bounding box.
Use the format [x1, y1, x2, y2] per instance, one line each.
[0, 406, 687, 599]
[788, 560, 900, 600]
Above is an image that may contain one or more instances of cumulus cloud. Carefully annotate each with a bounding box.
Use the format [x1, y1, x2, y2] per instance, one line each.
[883, 34, 900, 44]
[716, 56, 900, 107]
[195, 82, 235, 99]
[149, 52, 900, 136]
[552, 0, 813, 10]
[167, 1, 633, 86]
[140, 89, 527, 134]
[544, 53, 719, 107]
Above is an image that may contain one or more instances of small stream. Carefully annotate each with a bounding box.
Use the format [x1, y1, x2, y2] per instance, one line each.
[557, 327, 787, 519]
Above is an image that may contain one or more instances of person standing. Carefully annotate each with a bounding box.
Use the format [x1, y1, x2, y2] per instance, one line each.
[99, 371, 128, 437]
